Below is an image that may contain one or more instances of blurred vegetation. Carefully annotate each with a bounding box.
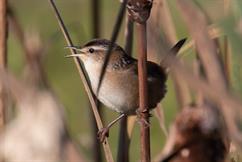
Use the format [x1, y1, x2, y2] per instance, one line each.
[7, 0, 242, 161]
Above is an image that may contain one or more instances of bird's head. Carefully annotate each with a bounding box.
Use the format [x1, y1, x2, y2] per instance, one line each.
[65, 39, 127, 64]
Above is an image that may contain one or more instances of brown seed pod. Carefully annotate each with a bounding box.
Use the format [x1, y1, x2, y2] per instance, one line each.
[127, 0, 153, 24]
[160, 104, 229, 162]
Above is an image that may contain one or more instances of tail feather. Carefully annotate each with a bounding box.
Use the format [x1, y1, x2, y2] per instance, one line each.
[160, 38, 187, 68]
[170, 38, 187, 56]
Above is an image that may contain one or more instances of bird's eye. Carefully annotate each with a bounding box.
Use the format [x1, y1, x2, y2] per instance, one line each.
[89, 48, 95, 53]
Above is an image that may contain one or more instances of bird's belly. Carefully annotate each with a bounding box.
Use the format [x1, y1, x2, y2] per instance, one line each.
[86, 67, 165, 114]
[97, 78, 139, 114]
[88, 72, 138, 113]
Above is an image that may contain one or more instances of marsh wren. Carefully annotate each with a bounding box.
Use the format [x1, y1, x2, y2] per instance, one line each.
[66, 39, 185, 141]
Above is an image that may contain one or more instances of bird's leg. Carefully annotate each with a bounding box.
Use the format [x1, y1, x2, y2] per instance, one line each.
[136, 108, 152, 128]
[98, 113, 126, 142]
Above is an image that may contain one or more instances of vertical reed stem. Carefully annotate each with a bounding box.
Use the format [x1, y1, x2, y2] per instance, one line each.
[0, 0, 7, 128]
[117, 15, 133, 162]
[124, 16, 134, 55]
[92, 0, 100, 38]
[117, 116, 129, 162]
[137, 23, 150, 162]
[224, 0, 231, 86]
[90, 0, 102, 161]
[48, 1, 114, 161]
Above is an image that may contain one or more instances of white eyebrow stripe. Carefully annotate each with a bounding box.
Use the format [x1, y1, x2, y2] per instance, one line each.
[91, 46, 107, 51]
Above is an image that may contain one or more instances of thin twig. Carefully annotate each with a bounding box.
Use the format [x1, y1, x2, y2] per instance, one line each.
[154, 104, 168, 138]
[96, 0, 127, 95]
[158, 0, 177, 44]
[193, 59, 204, 105]
[171, 72, 191, 108]
[178, 25, 223, 56]
[224, 37, 231, 86]
[0, 0, 7, 128]
[156, 0, 193, 107]
[48, 1, 114, 162]
[124, 15, 134, 55]
[91, 0, 100, 38]
[176, 0, 227, 91]
[223, 0, 231, 86]
[90, 0, 102, 161]
[148, 1, 191, 107]
[117, 13, 134, 162]
[117, 116, 129, 162]
[137, 23, 150, 162]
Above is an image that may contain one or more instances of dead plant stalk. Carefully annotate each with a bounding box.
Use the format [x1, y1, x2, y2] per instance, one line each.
[137, 23, 150, 162]
[90, 0, 102, 161]
[117, 14, 134, 162]
[48, 1, 114, 162]
[0, 0, 7, 128]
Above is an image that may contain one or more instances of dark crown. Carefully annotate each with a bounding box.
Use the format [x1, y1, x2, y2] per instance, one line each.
[84, 39, 114, 47]
[84, 39, 135, 70]
[84, 39, 124, 52]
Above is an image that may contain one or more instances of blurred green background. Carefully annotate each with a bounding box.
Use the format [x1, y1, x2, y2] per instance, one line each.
[7, 0, 242, 161]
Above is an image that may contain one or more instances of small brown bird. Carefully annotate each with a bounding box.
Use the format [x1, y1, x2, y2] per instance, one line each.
[67, 38, 185, 140]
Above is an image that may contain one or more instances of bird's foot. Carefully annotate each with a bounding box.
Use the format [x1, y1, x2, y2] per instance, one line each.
[136, 109, 152, 128]
[97, 114, 126, 143]
[97, 127, 109, 143]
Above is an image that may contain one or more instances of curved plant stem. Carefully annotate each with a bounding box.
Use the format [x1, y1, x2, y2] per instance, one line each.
[117, 15, 134, 162]
[48, 1, 114, 162]
[90, 0, 102, 161]
[137, 22, 150, 162]
[0, 0, 7, 128]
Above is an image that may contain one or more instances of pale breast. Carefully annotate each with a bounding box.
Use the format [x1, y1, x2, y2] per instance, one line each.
[83, 59, 166, 114]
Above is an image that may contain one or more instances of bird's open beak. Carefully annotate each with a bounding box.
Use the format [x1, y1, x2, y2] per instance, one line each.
[65, 54, 81, 58]
[65, 46, 85, 58]
[65, 46, 85, 53]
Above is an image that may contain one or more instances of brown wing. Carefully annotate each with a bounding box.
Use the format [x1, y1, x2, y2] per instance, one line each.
[129, 61, 167, 109]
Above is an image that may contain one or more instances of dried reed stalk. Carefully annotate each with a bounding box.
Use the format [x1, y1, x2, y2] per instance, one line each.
[223, 0, 231, 86]
[175, 1, 242, 153]
[179, 25, 223, 56]
[176, 0, 227, 91]
[137, 23, 150, 162]
[48, 1, 114, 162]
[117, 116, 129, 162]
[0, 0, 7, 128]
[124, 15, 134, 55]
[171, 73, 191, 108]
[117, 14, 134, 162]
[96, 0, 127, 94]
[126, 0, 153, 161]
[148, 0, 191, 108]
[166, 54, 242, 147]
[90, 0, 102, 161]
[176, 0, 234, 149]
[223, 37, 231, 85]
[193, 59, 204, 106]
[91, 0, 100, 38]
[154, 104, 168, 138]
[158, 0, 177, 44]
